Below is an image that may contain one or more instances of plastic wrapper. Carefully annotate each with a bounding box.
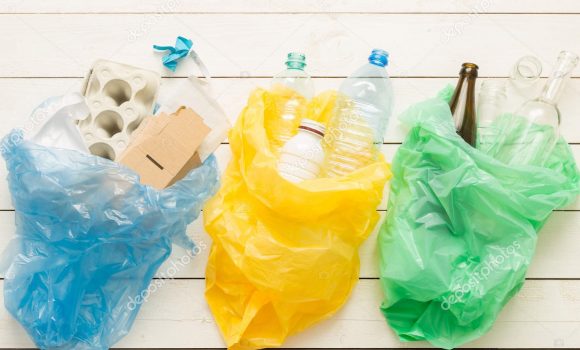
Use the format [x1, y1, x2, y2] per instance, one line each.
[0, 126, 220, 349]
[28, 93, 90, 153]
[204, 88, 391, 350]
[378, 86, 580, 349]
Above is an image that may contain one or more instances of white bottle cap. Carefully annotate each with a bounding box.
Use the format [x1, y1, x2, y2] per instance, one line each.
[299, 118, 325, 137]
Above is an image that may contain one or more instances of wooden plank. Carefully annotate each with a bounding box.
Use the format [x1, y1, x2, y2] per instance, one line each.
[1, 210, 579, 280]
[0, 279, 579, 348]
[2, 0, 580, 14]
[1, 77, 580, 143]
[0, 14, 579, 78]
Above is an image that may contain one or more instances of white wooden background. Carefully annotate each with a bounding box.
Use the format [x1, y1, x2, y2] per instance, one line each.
[1, 1, 580, 348]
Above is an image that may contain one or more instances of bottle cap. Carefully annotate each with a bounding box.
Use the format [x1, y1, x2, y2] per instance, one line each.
[299, 118, 325, 137]
[368, 49, 389, 67]
[286, 52, 307, 70]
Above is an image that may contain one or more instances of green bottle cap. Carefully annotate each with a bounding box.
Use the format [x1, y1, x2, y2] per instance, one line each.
[285, 52, 307, 70]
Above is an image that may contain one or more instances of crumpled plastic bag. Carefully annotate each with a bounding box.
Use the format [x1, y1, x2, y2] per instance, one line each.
[0, 127, 220, 350]
[204, 88, 391, 350]
[378, 86, 580, 349]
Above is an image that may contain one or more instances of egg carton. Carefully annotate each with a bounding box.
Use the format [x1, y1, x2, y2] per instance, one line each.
[79, 59, 161, 161]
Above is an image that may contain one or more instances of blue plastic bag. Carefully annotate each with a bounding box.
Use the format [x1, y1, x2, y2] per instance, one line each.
[0, 128, 219, 349]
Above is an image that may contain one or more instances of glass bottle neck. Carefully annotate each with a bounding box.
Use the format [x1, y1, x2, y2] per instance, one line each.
[540, 75, 568, 105]
[539, 51, 578, 105]
[451, 75, 476, 128]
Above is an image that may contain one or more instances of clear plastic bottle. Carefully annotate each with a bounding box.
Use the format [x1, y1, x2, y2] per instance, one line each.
[489, 50, 578, 166]
[268, 53, 315, 151]
[277, 119, 325, 183]
[476, 80, 507, 152]
[322, 49, 393, 177]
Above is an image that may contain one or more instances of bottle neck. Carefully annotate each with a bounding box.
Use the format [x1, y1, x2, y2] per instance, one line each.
[449, 63, 478, 147]
[539, 51, 578, 105]
[298, 120, 325, 138]
[286, 62, 306, 70]
[450, 73, 477, 115]
[540, 73, 569, 105]
[298, 128, 324, 139]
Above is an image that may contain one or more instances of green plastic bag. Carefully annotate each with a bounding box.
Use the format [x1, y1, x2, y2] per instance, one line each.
[378, 86, 580, 349]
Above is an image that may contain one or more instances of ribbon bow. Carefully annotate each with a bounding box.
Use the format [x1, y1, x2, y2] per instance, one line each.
[153, 36, 193, 72]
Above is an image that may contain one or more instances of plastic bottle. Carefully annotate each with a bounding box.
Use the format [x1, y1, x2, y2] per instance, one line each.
[277, 119, 325, 183]
[268, 53, 315, 151]
[322, 49, 393, 177]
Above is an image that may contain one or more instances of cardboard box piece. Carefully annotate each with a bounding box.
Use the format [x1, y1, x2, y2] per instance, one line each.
[119, 107, 211, 190]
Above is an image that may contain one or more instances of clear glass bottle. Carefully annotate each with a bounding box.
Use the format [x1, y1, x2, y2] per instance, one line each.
[509, 55, 542, 88]
[277, 119, 325, 183]
[476, 80, 507, 152]
[489, 51, 578, 166]
[321, 49, 393, 177]
[268, 53, 314, 151]
[506, 55, 543, 111]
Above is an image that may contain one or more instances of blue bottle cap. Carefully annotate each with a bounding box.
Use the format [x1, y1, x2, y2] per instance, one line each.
[368, 49, 389, 67]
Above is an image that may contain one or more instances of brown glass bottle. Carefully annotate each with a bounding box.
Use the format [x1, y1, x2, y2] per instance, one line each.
[449, 63, 478, 147]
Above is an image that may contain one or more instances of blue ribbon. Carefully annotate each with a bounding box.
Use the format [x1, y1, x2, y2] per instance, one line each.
[153, 36, 193, 72]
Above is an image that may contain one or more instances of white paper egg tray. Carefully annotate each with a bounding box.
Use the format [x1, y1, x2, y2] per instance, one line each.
[79, 59, 160, 161]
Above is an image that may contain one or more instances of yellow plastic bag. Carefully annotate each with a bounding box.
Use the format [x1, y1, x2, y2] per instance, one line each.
[204, 88, 391, 350]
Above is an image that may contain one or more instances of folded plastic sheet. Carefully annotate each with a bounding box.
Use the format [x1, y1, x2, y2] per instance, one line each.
[378, 86, 580, 349]
[204, 88, 391, 350]
[0, 128, 220, 350]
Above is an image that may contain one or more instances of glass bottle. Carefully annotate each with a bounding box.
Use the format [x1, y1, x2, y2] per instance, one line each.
[506, 55, 543, 111]
[509, 55, 542, 88]
[268, 53, 314, 151]
[449, 63, 479, 147]
[476, 80, 507, 152]
[489, 51, 578, 166]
